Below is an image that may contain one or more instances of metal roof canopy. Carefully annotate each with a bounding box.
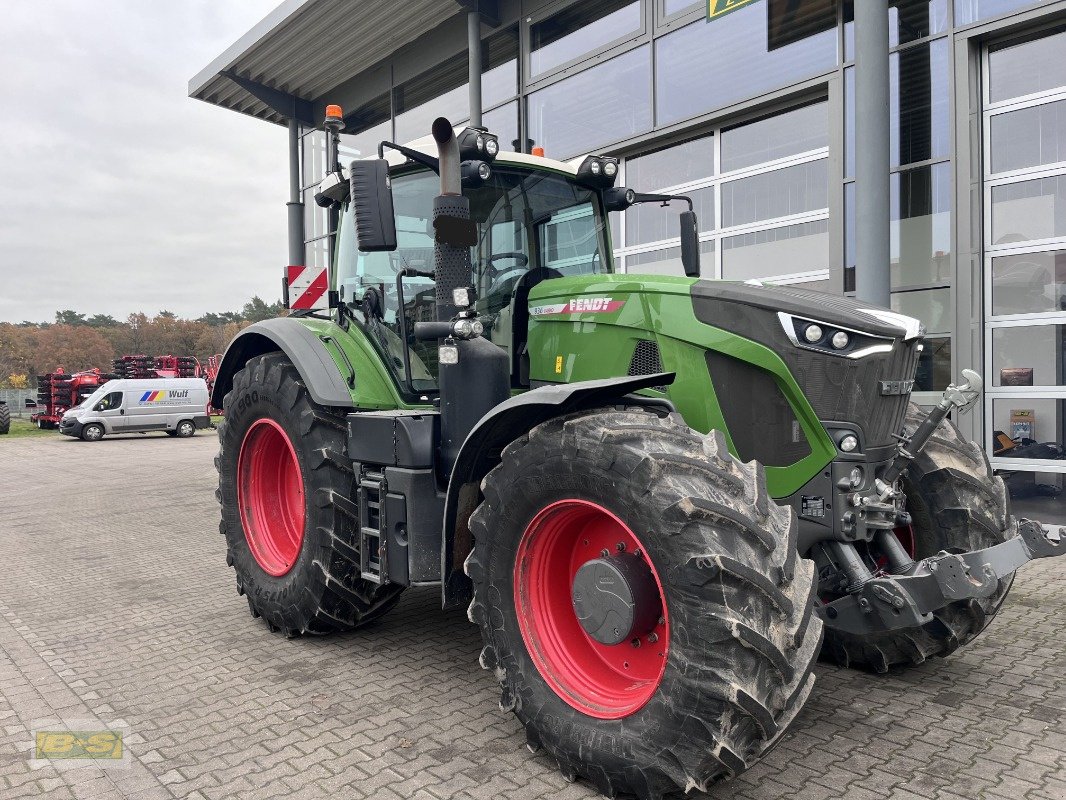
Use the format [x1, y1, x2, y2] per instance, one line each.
[188, 0, 483, 127]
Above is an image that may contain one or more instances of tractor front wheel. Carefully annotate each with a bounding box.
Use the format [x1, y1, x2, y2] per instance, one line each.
[466, 408, 822, 798]
[215, 352, 403, 635]
[0, 403, 9, 435]
[822, 403, 1014, 672]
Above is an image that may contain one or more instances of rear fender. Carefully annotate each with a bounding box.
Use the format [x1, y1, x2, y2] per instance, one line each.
[211, 318, 356, 409]
[441, 372, 675, 609]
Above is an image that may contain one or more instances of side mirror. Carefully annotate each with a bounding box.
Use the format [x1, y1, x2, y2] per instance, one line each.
[679, 210, 700, 278]
[349, 159, 397, 252]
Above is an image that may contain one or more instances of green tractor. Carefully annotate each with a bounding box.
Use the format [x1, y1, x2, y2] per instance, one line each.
[213, 115, 1064, 798]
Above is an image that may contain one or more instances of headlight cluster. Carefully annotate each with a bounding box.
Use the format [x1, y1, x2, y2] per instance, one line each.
[576, 155, 620, 187]
[780, 313, 894, 359]
[457, 127, 500, 162]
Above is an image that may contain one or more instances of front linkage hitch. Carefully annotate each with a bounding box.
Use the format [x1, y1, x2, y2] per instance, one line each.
[822, 370, 1065, 635]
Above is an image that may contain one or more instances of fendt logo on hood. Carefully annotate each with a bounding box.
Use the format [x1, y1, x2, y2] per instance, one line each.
[529, 297, 626, 316]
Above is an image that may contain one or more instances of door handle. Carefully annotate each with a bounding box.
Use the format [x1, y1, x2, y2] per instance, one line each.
[120, 409, 125, 414]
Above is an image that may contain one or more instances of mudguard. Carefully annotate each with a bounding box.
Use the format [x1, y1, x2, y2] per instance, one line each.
[441, 372, 675, 609]
[211, 318, 355, 410]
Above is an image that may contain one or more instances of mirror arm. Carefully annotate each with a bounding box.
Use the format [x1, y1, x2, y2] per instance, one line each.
[377, 141, 440, 174]
[631, 192, 693, 211]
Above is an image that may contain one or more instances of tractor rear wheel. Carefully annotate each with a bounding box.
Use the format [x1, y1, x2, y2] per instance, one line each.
[466, 407, 822, 798]
[0, 403, 9, 435]
[215, 352, 403, 635]
[822, 403, 1014, 672]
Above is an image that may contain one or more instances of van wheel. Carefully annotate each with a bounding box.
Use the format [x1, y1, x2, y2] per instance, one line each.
[176, 420, 196, 438]
[81, 424, 104, 442]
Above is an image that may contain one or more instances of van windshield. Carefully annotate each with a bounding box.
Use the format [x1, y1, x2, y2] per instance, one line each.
[335, 165, 612, 392]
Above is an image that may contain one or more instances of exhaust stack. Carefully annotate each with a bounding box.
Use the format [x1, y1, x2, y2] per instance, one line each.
[428, 117, 510, 472]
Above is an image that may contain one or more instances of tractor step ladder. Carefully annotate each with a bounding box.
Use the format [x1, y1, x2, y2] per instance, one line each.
[357, 468, 386, 583]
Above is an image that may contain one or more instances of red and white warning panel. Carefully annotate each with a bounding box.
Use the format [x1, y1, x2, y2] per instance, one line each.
[286, 265, 328, 310]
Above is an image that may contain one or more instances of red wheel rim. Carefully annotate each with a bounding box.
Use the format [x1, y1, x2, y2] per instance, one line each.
[237, 418, 305, 577]
[513, 499, 669, 719]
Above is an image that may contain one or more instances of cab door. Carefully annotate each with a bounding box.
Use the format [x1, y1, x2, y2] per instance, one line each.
[91, 390, 125, 433]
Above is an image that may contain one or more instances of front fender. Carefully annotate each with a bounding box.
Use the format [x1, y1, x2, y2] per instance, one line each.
[212, 318, 355, 409]
[441, 372, 675, 609]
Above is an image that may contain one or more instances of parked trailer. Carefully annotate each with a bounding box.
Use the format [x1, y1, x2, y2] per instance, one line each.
[32, 368, 116, 429]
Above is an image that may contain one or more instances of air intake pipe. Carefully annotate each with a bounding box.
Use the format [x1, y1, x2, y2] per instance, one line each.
[429, 117, 510, 473]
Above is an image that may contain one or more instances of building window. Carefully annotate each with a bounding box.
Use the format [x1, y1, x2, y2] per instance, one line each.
[616, 99, 829, 287]
[843, 0, 949, 60]
[654, 2, 836, 128]
[983, 28, 1066, 521]
[529, 0, 643, 80]
[527, 45, 652, 159]
[956, 0, 1046, 26]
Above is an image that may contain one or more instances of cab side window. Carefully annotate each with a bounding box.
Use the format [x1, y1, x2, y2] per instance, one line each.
[95, 392, 122, 412]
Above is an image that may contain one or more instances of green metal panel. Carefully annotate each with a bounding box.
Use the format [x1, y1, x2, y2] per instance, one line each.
[526, 274, 836, 497]
[294, 318, 432, 411]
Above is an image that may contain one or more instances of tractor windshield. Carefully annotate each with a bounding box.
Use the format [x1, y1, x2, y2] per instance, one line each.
[335, 165, 612, 393]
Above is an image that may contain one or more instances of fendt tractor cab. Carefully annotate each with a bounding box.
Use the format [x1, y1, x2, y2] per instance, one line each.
[211, 111, 1065, 798]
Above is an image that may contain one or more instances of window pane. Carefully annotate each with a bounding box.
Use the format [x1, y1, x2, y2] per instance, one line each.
[626, 136, 714, 191]
[991, 398, 1066, 455]
[482, 101, 519, 153]
[989, 99, 1066, 175]
[991, 175, 1066, 245]
[994, 469, 1066, 523]
[721, 160, 828, 227]
[988, 29, 1066, 104]
[482, 29, 519, 108]
[627, 240, 714, 276]
[893, 164, 953, 286]
[893, 287, 952, 335]
[626, 187, 714, 246]
[993, 325, 1066, 386]
[722, 220, 829, 280]
[844, 1, 949, 60]
[845, 40, 950, 176]
[655, 6, 836, 128]
[664, 0, 698, 14]
[340, 119, 391, 162]
[530, 0, 641, 78]
[395, 82, 468, 144]
[721, 102, 828, 173]
[847, 166, 953, 286]
[528, 46, 652, 160]
[958, 0, 1048, 27]
[991, 249, 1066, 315]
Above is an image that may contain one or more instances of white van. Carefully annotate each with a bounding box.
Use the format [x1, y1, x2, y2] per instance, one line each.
[59, 378, 210, 441]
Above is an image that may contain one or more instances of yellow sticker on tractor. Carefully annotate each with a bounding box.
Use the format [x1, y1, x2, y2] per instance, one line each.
[707, 0, 759, 20]
[555, 356, 564, 374]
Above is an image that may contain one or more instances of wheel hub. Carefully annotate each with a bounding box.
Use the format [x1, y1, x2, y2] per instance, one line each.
[513, 499, 669, 719]
[572, 554, 661, 645]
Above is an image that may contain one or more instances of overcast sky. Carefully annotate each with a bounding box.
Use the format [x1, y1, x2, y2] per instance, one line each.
[0, 1, 289, 323]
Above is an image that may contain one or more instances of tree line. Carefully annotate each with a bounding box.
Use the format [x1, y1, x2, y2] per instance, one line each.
[0, 297, 285, 388]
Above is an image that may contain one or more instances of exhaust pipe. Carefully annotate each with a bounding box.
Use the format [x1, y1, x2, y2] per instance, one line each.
[428, 117, 509, 473]
[432, 117, 469, 323]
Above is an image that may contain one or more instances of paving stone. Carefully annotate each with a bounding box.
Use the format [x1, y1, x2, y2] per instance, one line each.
[1, 434, 1064, 800]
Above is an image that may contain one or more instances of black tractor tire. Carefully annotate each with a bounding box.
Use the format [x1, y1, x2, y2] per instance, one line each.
[215, 352, 403, 635]
[466, 407, 822, 798]
[822, 403, 1014, 673]
[0, 403, 9, 435]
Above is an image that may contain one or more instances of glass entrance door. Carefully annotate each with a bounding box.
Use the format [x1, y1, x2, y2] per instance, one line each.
[982, 27, 1066, 522]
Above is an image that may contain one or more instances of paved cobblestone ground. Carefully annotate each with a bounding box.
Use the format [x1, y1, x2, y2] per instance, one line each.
[1, 433, 1064, 800]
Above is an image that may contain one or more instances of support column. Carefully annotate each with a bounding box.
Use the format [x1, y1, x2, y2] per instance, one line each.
[854, 0, 891, 308]
[286, 117, 305, 267]
[468, 10, 483, 128]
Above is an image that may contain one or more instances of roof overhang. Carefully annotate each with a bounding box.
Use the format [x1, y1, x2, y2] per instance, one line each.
[189, 0, 479, 127]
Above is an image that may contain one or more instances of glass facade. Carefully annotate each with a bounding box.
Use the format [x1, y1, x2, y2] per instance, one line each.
[292, 0, 1066, 521]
